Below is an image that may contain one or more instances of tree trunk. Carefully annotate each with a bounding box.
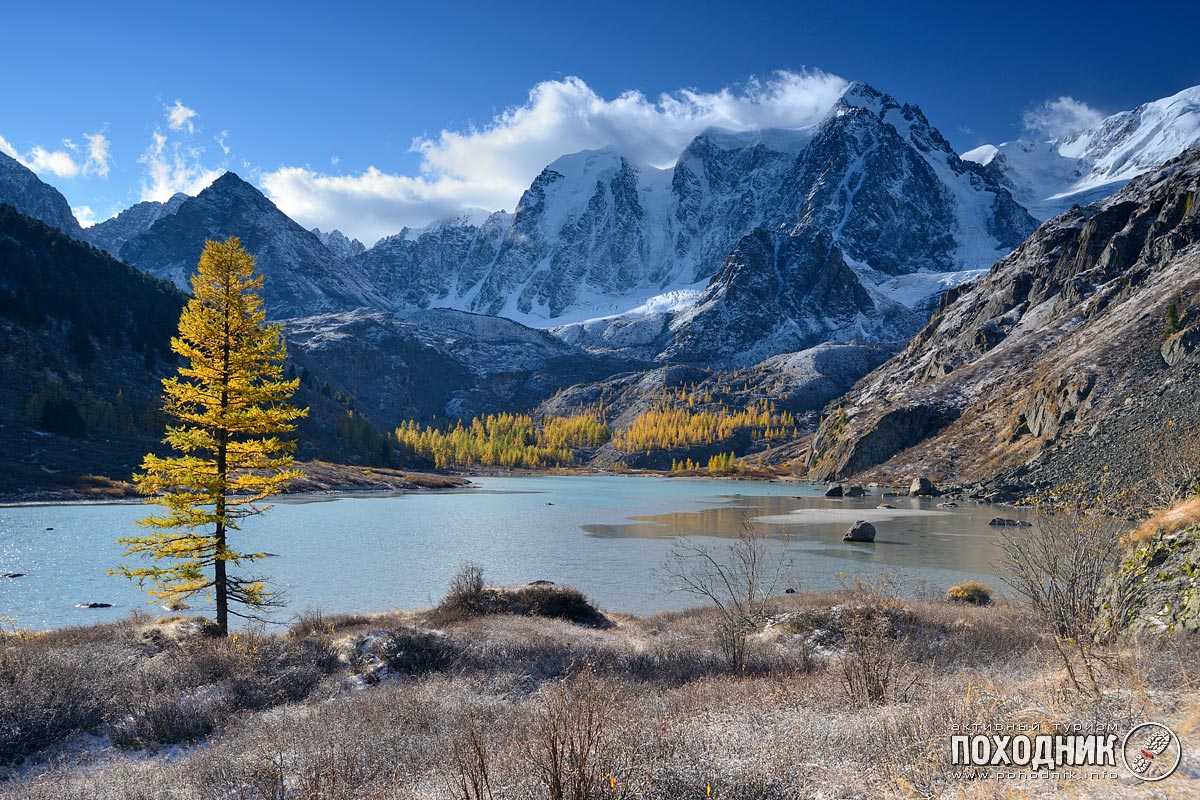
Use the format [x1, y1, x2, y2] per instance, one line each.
[215, 432, 228, 634]
[215, 262, 232, 636]
[215, 520, 227, 635]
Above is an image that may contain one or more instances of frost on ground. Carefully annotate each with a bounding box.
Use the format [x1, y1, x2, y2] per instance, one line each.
[1, 583, 1195, 799]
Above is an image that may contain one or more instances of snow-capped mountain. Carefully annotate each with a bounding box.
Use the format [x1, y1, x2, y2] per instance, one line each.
[118, 173, 387, 317]
[357, 82, 1033, 337]
[84, 193, 189, 257]
[657, 83, 1038, 364]
[0, 151, 83, 239]
[962, 85, 1200, 219]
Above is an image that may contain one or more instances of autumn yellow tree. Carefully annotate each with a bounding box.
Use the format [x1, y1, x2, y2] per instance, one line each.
[114, 237, 307, 635]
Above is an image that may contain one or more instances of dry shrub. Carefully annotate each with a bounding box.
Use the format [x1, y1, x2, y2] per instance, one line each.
[1141, 421, 1200, 508]
[431, 565, 610, 629]
[999, 485, 1125, 693]
[946, 580, 992, 605]
[501, 585, 612, 628]
[442, 563, 489, 617]
[521, 666, 632, 800]
[663, 515, 792, 672]
[359, 627, 458, 679]
[837, 602, 915, 706]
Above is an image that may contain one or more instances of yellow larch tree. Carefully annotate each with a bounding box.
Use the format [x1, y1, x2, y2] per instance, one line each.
[114, 237, 307, 635]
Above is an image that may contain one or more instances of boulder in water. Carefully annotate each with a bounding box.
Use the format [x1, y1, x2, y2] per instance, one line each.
[843, 520, 877, 543]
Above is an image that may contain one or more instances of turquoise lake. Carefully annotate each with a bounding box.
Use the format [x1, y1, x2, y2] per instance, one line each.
[0, 475, 1026, 630]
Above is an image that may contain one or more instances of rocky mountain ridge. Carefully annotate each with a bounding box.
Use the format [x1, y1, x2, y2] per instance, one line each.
[804, 146, 1200, 497]
[117, 173, 388, 317]
[84, 193, 188, 257]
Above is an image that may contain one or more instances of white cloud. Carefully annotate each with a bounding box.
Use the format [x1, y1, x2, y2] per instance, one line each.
[1023, 96, 1105, 140]
[262, 70, 849, 244]
[0, 130, 112, 179]
[73, 205, 98, 227]
[83, 132, 112, 177]
[167, 99, 198, 134]
[136, 100, 225, 201]
[25, 145, 81, 178]
[138, 131, 224, 201]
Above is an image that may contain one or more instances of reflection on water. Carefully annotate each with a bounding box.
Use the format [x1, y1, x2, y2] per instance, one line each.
[584, 492, 1024, 578]
[0, 476, 1026, 629]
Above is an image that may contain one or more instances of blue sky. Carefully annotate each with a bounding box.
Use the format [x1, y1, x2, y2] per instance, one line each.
[2, 0, 1197, 242]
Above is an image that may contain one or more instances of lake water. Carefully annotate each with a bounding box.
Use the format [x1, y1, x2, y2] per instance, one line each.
[0, 476, 1026, 630]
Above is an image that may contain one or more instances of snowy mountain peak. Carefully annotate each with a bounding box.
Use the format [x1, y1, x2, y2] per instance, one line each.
[836, 81, 893, 116]
[962, 84, 1200, 219]
[691, 126, 815, 154]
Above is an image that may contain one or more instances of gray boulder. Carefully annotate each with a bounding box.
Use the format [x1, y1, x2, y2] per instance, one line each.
[909, 476, 938, 496]
[843, 520, 877, 543]
[824, 483, 845, 497]
[845, 484, 866, 497]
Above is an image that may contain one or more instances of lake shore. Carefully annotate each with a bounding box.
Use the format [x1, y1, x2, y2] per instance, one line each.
[0, 461, 472, 507]
[0, 460, 916, 507]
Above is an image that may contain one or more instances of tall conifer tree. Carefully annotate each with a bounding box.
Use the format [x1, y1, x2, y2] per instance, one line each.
[115, 237, 307, 634]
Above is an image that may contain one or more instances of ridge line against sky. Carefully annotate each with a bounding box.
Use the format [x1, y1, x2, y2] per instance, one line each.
[2, 0, 1197, 243]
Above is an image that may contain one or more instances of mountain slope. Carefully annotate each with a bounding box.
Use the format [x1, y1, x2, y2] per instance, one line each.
[0, 152, 83, 239]
[84, 193, 188, 257]
[804, 147, 1200, 497]
[0, 204, 185, 493]
[119, 173, 387, 318]
[282, 308, 644, 430]
[963, 85, 1200, 219]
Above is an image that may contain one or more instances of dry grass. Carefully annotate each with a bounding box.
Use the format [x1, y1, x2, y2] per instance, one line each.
[1129, 495, 1200, 543]
[1, 586, 1197, 799]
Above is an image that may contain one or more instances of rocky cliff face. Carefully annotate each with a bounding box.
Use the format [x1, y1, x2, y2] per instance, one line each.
[804, 147, 1200, 495]
[312, 227, 366, 261]
[351, 210, 510, 311]
[119, 173, 387, 318]
[0, 152, 82, 239]
[1097, 521, 1200, 638]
